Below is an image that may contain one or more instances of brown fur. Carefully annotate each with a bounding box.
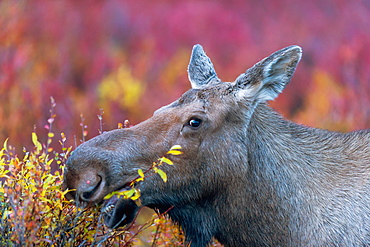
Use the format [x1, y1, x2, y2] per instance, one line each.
[64, 45, 370, 246]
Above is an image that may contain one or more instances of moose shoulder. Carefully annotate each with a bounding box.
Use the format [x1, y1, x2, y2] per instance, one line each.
[64, 45, 370, 246]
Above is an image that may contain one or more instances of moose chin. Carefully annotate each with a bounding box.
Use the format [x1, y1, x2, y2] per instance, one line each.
[64, 44, 370, 247]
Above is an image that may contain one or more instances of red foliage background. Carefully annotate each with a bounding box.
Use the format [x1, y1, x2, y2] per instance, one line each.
[1, 0, 369, 150]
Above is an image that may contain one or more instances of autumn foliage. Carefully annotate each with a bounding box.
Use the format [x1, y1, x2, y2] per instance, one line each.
[0, 126, 187, 245]
[1, 0, 369, 150]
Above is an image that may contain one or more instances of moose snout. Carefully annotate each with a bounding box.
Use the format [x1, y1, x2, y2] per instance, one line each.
[65, 169, 106, 203]
[79, 175, 102, 201]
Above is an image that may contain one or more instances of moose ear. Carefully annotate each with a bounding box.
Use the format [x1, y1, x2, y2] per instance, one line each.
[188, 44, 221, 89]
[234, 45, 302, 102]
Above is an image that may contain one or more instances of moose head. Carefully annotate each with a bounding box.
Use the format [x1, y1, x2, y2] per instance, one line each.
[64, 45, 370, 246]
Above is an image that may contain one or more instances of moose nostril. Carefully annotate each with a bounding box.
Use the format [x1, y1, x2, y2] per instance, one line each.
[82, 190, 96, 201]
[80, 176, 102, 202]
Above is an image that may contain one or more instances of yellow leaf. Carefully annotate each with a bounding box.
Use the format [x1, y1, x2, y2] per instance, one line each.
[0, 174, 10, 179]
[103, 191, 115, 200]
[156, 168, 167, 183]
[166, 150, 183, 155]
[3, 138, 9, 152]
[135, 169, 145, 182]
[104, 189, 134, 200]
[46, 158, 54, 167]
[158, 157, 173, 165]
[61, 189, 76, 201]
[23, 152, 29, 161]
[170, 145, 182, 150]
[138, 169, 144, 178]
[130, 188, 141, 200]
[32, 132, 42, 152]
[121, 189, 135, 199]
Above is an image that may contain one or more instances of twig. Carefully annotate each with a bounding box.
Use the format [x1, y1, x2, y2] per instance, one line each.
[97, 108, 104, 135]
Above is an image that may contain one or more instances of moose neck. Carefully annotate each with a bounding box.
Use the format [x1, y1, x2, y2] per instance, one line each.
[245, 103, 332, 201]
[247, 103, 368, 180]
[248, 103, 332, 173]
[238, 103, 369, 245]
[225, 104, 320, 245]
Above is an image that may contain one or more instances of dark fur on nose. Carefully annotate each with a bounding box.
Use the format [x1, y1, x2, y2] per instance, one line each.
[80, 176, 102, 201]
[71, 172, 103, 202]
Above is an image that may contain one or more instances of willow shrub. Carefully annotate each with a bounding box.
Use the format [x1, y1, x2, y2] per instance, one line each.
[0, 119, 185, 246]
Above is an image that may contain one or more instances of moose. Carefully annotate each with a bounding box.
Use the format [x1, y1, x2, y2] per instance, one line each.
[64, 45, 370, 246]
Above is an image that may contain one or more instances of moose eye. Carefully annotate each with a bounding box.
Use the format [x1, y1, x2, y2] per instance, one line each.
[188, 118, 202, 128]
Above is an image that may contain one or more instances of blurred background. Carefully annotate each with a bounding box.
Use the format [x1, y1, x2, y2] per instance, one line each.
[1, 0, 369, 151]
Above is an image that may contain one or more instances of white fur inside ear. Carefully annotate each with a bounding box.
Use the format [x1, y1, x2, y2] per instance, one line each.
[234, 74, 261, 101]
[259, 60, 289, 101]
[252, 87, 281, 102]
[263, 59, 289, 84]
[235, 82, 279, 102]
[234, 45, 302, 103]
[234, 70, 284, 102]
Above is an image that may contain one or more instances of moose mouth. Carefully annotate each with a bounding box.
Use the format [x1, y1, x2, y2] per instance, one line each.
[101, 190, 139, 229]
